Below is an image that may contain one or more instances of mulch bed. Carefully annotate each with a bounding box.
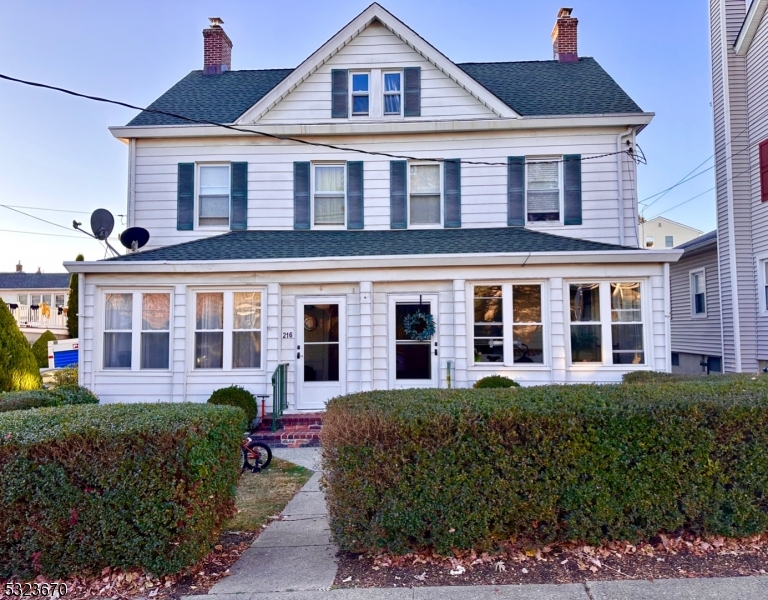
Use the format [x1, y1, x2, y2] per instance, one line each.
[335, 533, 768, 588]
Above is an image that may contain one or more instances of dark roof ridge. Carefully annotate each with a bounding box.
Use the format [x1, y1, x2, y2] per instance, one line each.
[457, 57, 596, 66]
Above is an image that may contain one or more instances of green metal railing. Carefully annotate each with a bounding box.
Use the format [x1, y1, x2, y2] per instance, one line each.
[271, 363, 289, 432]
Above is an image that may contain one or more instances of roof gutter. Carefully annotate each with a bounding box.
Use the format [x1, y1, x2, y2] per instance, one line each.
[64, 248, 682, 275]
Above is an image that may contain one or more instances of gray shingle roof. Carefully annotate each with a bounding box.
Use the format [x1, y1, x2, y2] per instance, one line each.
[677, 230, 717, 253]
[0, 273, 70, 290]
[107, 227, 635, 263]
[125, 58, 642, 127]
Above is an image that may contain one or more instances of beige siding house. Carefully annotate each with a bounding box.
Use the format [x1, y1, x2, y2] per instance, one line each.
[639, 217, 702, 249]
[67, 5, 681, 408]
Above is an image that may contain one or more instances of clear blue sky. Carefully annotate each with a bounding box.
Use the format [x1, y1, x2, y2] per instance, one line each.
[0, 0, 715, 273]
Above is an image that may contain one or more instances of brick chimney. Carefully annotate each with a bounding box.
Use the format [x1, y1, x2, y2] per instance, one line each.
[551, 8, 578, 63]
[203, 17, 232, 75]
[15, 261, 22, 273]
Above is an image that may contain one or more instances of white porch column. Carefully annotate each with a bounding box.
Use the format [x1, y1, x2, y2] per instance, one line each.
[550, 277, 566, 383]
[172, 284, 187, 402]
[452, 279, 468, 388]
[359, 281, 373, 391]
[266, 283, 281, 386]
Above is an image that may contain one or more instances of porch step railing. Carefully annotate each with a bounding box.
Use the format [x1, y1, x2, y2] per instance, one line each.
[271, 363, 289, 432]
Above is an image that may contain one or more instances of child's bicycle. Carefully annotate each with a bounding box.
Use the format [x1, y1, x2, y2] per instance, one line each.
[241, 433, 272, 473]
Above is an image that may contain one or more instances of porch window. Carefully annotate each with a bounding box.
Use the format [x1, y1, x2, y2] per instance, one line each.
[569, 284, 602, 363]
[472, 283, 544, 365]
[313, 165, 345, 226]
[198, 165, 230, 227]
[104, 293, 133, 369]
[141, 293, 170, 369]
[233, 292, 262, 369]
[195, 293, 224, 369]
[409, 164, 441, 225]
[611, 283, 644, 365]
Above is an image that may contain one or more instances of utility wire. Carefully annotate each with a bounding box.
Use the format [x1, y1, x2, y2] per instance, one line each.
[1, 204, 91, 215]
[0, 228, 85, 239]
[640, 164, 714, 209]
[0, 72, 640, 168]
[0, 204, 117, 240]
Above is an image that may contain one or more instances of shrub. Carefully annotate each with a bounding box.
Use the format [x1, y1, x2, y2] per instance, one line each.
[31, 330, 57, 369]
[0, 386, 98, 413]
[322, 376, 768, 555]
[208, 386, 257, 424]
[0, 300, 41, 392]
[0, 403, 245, 578]
[52, 365, 79, 389]
[473, 375, 520, 389]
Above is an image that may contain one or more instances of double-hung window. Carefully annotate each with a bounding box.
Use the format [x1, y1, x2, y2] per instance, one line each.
[568, 282, 646, 365]
[690, 269, 706, 316]
[472, 283, 545, 365]
[351, 73, 369, 116]
[193, 290, 263, 370]
[665, 236, 674, 248]
[313, 165, 346, 226]
[526, 159, 561, 222]
[198, 164, 230, 227]
[761, 259, 768, 313]
[409, 164, 441, 226]
[103, 291, 171, 370]
[383, 72, 402, 115]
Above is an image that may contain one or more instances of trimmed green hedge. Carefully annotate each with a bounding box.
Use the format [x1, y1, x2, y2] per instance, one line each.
[0, 403, 245, 578]
[0, 386, 98, 413]
[322, 375, 768, 554]
[473, 375, 520, 389]
[208, 385, 257, 424]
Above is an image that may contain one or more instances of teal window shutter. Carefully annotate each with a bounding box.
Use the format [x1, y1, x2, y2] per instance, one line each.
[347, 161, 364, 229]
[507, 157, 525, 226]
[177, 163, 195, 230]
[404, 67, 421, 117]
[332, 69, 348, 118]
[230, 162, 248, 230]
[390, 161, 407, 229]
[294, 162, 311, 230]
[443, 159, 461, 228]
[563, 154, 582, 225]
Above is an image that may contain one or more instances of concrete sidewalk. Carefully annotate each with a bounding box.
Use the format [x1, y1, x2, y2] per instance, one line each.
[185, 448, 768, 600]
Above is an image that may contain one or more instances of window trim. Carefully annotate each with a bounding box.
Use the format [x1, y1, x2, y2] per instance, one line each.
[689, 267, 707, 318]
[195, 163, 231, 230]
[565, 279, 651, 369]
[757, 254, 768, 315]
[468, 281, 550, 369]
[350, 72, 370, 117]
[407, 161, 443, 228]
[525, 156, 563, 225]
[187, 288, 266, 373]
[382, 70, 403, 117]
[98, 289, 173, 373]
[311, 162, 347, 229]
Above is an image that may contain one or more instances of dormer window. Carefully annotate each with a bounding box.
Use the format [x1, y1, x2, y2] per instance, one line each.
[351, 73, 369, 116]
[383, 72, 402, 115]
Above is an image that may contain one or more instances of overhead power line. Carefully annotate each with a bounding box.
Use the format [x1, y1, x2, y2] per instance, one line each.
[0, 204, 116, 240]
[1, 204, 91, 215]
[0, 72, 640, 168]
[0, 228, 85, 239]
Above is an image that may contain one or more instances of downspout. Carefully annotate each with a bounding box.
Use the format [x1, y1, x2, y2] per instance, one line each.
[616, 127, 633, 247]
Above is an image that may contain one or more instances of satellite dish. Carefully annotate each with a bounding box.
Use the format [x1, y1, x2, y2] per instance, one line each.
[90, 209, 115, 241]
[119, 227, 150, 251]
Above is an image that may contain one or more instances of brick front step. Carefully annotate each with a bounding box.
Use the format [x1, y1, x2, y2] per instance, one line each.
[249, 421, 323, 449]
[262, 412, 324, 429]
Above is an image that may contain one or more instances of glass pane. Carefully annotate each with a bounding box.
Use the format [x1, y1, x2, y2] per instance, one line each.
[141, 332, 169, 369]
[410, 195, 440, 224]
[200, 195, 229, 217]
[395, 303, 434, 341]
[352, 73, 369, 92]
[304, 343, 339, 381]
[513, 285, 541, 323]
[314, 195, 345, 225]
[693, 273, 704, 295]
[384, 94, 401, 115]
[513, 325, 544, 363]
[234, 292, 261, 330]
[233, 331, 261, 369]
[474, 298, 502, 324]
[527, 190, 560, 214]
[200, 165, 230, 195]
[571, 324, 602, 362]
[105, 293, 132, 330]
[395, 343, 431, 379]
[475, 286, 502, 299]
[104, 332, 131, 368]
[42, 295, 51, 305]
[410, 165, 440, 193]
[570, 284, 600, 322]
[17, 294, 27, 305]
[611, 283, 641, 322]
[303, 304, 339, 343]
[352, 95, 369, 114]
[384, 73, 401, 91]
[474, 324, 503, 337]
[196, 293, 223, 330]
[315, 166, 345, 193]
[195, 332, 223, 369]
[474, 339, 504, 363]
[612, 323, 644, 351]
[527, 161, 559, 188]
[142, 293, 170, 331]
[55, 294, 65, 305]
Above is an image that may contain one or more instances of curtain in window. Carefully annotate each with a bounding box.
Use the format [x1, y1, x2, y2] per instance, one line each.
[410, 165, 440, 224]
[105, 293, 132, 329]
[314, 166, 345, 225]
[527, 161, 560, 215]
[104, 293, 132, 368]
[141, 293, 170, 369]
[195, 293, 223, 368]
[233, 292, 261, 369]
[199, 165, 229, 223]
[384, 73, 401, 114]
[196, 293, 223, 329]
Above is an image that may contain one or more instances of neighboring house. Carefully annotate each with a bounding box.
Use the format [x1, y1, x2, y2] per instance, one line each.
[669, 231, 723, 374]
[66, 5, 681, 408]
[709, 0, 768, 372]
[639, 217, 702, 249]
[0, 263, 70, 342]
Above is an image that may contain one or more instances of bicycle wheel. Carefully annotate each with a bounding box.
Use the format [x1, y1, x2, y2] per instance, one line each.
[242, 441, 272, 472]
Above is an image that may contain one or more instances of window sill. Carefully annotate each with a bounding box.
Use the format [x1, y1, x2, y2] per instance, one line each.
[690, 313, 708, 319]
[187, 369, 266, 375]
[568, 363, 651, 370]
[408, 223, 443, 229]
[527, 221, 564, 228]
[470, 363, 550, 370]
[98, 370, 172, 376]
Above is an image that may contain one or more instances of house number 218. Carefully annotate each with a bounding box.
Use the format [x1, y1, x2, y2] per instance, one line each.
[282, 331, 293, 339]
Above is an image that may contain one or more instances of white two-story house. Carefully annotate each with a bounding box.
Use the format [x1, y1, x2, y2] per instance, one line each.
[67, 4, 680, 409]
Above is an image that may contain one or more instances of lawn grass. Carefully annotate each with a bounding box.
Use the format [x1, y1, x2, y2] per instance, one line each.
[224, 457, 313, 532]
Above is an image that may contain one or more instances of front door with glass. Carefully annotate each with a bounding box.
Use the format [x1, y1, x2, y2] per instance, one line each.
[389, 295, 439, 389]
[297, 298, 346, 410]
